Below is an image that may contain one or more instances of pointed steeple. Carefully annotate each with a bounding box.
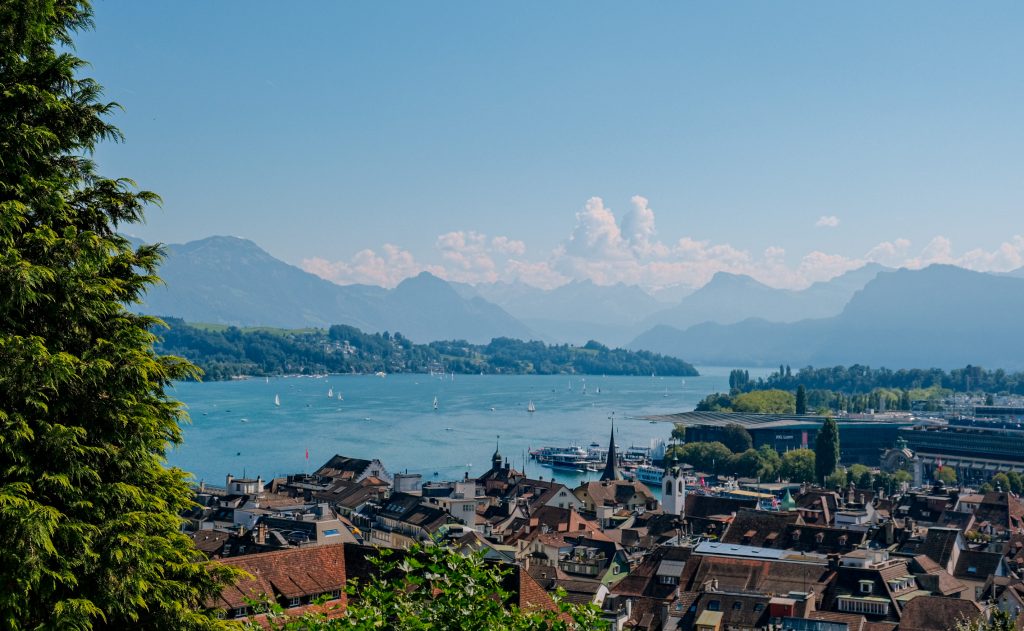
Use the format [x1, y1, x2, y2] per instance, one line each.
[491, 435, 502, 471]
[601, 421, 622, 481]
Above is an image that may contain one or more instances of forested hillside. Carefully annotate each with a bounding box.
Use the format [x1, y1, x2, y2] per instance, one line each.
[154, 319, 699, 380]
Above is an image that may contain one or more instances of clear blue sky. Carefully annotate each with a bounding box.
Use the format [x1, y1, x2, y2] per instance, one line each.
[80, 2, 1024, 290]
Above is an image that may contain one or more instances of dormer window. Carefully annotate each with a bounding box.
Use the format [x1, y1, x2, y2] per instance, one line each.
[815, 532, 825, 544]
[859, 580, 873, 594]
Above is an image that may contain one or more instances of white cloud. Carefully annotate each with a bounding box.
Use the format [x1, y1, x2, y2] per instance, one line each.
[491, 235, 526, 256]
[301, 196, 1024, 293]
[301, 244, 442, 287]
[435, 230, 498, 283]
[815, 215, 840, 228]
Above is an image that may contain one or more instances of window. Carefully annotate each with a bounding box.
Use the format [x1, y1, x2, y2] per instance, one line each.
[732, 602, 742, 611]
[665, 480, 672, 495]
[707, 600, 720, 611]
[753, 603, 764, 612]
[289, 597, 301, 608]
[322, 529, 340, 537]
[860, 580, 873, 594]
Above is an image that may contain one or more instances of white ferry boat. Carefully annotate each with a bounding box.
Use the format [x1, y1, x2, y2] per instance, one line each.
[634, 464, 665, 484]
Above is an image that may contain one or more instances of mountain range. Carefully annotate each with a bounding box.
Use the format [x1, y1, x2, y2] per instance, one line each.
[134, 236, 534, 344]
[629, 265, 1024, 370]
[132, 235, 1024, 369]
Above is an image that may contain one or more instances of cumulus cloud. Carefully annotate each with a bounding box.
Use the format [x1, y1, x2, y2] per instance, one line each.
[491, 236, 526, 256]
[300, 195, 1024, 293]
[301, 244, 442, 287]
[815, 215, 840, 228]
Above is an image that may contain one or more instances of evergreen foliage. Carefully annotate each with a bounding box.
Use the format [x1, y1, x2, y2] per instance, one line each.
[732, 363, 1024, 396]
[780, 449, 817, 483]
[0, 2, 235, 628]
[155, 319, 699, 379]
[814, 417, 841, 484]
[795, 385, 807, 414]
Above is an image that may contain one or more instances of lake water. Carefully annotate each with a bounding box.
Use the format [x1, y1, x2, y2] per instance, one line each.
[166, 367, 767, 488]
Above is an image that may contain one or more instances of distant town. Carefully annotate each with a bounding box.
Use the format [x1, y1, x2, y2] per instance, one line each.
[190, 397, 1024, 629]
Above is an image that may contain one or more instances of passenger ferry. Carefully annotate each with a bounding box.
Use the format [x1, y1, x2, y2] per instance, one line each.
[634, 464, 665, 484]
[542, 450, 593, 472]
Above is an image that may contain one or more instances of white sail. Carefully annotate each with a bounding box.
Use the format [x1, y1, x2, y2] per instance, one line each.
[433, 396, 439, 410]
[328, 387, 334, 398]
[274, 394, 280, 406]
[527, 400, 536, 413]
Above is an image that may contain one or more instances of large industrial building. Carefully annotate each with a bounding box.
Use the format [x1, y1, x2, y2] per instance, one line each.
[644, 411, 911, 465]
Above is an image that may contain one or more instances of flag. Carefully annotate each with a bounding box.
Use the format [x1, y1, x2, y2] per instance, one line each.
[305, 447, 309, 461]
[936, 458, 943, 471]
[700, 477, 706, 487]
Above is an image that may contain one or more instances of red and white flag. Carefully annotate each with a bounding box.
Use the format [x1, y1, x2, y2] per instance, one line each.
[305, 447, 309, 462]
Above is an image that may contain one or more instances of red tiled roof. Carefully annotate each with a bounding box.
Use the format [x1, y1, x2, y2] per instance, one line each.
[898, 596, 982, 631]
[212, 545, 347, 611]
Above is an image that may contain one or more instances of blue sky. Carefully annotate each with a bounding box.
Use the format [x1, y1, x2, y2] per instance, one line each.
[80, 2, 1024, 290]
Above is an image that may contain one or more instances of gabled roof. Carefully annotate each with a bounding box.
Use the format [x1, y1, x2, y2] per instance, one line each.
[316, 454, 374, 479]
[897, 595, 982, 631]
[211, 546, 347, 610]
[721, 508, 803, 547]
[909, 554, 967, 596]
[577, 480, 655, 508]
[918, 527, 962, 570]
[680, 553, 833, 597]
[954, 549, 1004, 581]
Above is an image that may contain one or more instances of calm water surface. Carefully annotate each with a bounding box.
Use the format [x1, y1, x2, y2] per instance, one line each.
[166, 368, 768, 487]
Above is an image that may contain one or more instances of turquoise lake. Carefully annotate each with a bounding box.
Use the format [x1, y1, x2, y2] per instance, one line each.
[167, 368, 768, 488]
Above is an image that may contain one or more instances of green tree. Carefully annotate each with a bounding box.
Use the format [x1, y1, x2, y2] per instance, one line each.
[676, 442, 733, 473]
[250, 545, 605, 630]
[991, 472, 1011, 492]
[954, 609, 1014, 631]
[731, 389, 796, 414]
[729, 449, 764, 478]
[814, 417, 841, 484]
[935, 467, 957, 485]
[720, 423, 753, 453]
[671, 423, 686, 442]
[795, 385, 807, 415]
[756, 445, 782, 481]
[0, 3, 234, 628]
[825, 468, 848, 489]
[781, 449, 816, 483]
[1007, 472, 1023, 494]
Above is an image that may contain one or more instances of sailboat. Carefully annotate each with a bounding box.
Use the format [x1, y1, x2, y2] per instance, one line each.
[527, 400, 536, 413]
[337, 392, 343, 400]
[274, 394, 280, 407]
[663, 387, 668, 397]
[433, 396, 439, 411]
[265, 376, 269, 384]
[328, 387, 334, 398]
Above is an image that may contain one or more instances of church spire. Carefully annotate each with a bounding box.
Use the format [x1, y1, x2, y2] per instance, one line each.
[601, 420, 622, 481]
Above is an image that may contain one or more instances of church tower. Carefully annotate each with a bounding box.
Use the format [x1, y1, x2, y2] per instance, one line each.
[662, 452, 686, 516]
[491, 435, 503, 472]
[601, 421, 622, 481]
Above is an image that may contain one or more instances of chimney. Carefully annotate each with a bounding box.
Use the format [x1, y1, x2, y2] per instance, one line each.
[884, 519, 895, 545]
[226, 474, 234, 488]
[255, 521, 267, 545]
